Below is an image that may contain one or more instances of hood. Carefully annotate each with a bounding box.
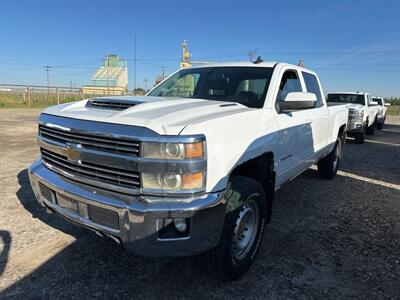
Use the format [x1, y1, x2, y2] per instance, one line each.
[42, 96, 251, 135]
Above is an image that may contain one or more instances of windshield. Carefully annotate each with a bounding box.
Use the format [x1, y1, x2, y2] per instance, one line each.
[327, 94, 365, 105]
[372, 97, 383, 106]
[148, 67, 274, 108]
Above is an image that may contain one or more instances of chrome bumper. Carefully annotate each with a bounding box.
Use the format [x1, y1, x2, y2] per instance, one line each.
[29, 159, 226, 257]
[347, 120, 366, 133]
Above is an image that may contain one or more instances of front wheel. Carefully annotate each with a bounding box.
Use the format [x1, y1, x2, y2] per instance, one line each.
[377, 122, 383, 130]
[201, 176, 267, 280]
[318, 137, 342, 179]
[354, 127, 366, 144]
[366, 119, 376, 135]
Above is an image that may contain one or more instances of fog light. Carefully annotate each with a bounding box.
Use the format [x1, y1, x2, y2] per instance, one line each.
[173, 218, 187, 232]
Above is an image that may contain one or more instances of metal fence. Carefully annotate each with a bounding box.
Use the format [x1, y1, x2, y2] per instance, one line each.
[0, 84, 148, 108]
[0, 83, 84, 107]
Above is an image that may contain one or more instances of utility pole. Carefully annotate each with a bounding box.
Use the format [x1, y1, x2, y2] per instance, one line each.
[43, 65, 51, 97]
[133, 35, 137, 95]
[69, 79, 72, 92]
[144, 78, 148, 91]
[106, 56, 110, 95]
[162, 65, 166, 80]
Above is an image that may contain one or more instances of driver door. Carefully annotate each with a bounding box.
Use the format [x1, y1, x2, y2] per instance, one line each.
[274, 68, 314, 187]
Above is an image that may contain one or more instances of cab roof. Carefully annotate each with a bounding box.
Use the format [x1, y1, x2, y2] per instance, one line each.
[327, 91, 368, 95]
[186, 61, 316, 74]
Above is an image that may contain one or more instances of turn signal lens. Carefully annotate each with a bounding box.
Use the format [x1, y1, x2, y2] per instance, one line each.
[184, 142, 204, 159]
[142, 172, 205, 191]
[182, 172, 204, 189]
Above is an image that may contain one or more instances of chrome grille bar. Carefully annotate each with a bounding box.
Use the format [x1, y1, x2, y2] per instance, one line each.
[41, 149, 140, 189]
[39, 125, 140, 155]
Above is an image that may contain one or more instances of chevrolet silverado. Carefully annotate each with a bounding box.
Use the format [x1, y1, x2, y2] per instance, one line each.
[29, 61, 348, 279]
[327, 92, 379, 143]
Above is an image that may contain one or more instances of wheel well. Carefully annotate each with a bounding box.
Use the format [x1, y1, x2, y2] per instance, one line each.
[338, 124, 346, 137]
[230, 152, 275, 223]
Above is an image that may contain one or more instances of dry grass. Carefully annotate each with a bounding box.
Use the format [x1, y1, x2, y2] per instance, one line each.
[0, 92, 82, 108]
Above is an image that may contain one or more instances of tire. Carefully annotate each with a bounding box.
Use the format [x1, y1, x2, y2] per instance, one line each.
[377, 122, 383, 130]
[318, 137, 342, 179]
[354, 127, 366, 144]
[366, 119, 376, 135]
[201, 176, 267, 280]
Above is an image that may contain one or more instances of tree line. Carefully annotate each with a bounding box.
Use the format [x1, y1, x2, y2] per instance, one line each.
[384, 97, 400, 105]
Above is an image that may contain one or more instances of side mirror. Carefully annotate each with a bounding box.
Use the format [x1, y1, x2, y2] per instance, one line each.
[369, 101, 378, 106]
[385, 103, 391, 107]
[279, 92, 317, 111]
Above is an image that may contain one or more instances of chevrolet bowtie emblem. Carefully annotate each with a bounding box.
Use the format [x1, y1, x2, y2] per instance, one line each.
[63, 144, 81, 162]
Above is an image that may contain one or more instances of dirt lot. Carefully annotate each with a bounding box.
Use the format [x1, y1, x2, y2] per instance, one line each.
[1, 109, 399, 299]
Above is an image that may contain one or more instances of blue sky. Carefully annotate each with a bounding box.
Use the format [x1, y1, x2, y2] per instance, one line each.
[1, 0, 399, 96]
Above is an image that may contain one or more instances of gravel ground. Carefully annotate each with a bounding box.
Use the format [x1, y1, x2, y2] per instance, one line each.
[0, 109, 399, 299]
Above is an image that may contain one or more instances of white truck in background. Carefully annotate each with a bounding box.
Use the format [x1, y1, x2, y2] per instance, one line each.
[327, 92, 380, 143]
[29, 61, 348, 279]
[372, 96, 390, 130]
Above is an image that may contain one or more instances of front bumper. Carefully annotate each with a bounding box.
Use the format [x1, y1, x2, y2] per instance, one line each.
[346, 120, 366, 134]
[28, 159, 226, 257]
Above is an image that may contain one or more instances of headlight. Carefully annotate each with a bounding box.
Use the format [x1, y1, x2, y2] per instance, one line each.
[141, 138, 206, 194]
[141, 141, 204, 160]
[349, 110, 363, 121]
[142, 172, 205, 191]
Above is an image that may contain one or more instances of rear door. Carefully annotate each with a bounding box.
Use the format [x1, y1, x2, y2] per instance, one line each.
[300, 72, 330, 158]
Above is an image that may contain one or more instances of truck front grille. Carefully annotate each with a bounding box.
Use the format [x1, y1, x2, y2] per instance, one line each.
[39, 125, 140, 156]
[41, 148, 140, 190]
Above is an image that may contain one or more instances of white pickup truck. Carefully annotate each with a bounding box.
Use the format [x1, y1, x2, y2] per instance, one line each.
[372, 96, 390, 130]
[29, 61, 348, 279]
[327, 92, 380, 143]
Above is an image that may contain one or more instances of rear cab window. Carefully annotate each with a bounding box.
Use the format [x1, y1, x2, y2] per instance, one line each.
[327, 94, 366, 105]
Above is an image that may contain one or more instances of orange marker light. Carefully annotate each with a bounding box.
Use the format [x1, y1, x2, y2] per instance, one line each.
[185, 142, 204, 159]
[182, 172, 204, 189]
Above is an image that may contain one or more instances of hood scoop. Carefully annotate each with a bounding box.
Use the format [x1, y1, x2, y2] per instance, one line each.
[87, 98, 144, 110]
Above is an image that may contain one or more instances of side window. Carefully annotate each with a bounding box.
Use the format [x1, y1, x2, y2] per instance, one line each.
[276, 70, 302, 102]
[367, 95, 372, 105]
[302, 72, 323, 107]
